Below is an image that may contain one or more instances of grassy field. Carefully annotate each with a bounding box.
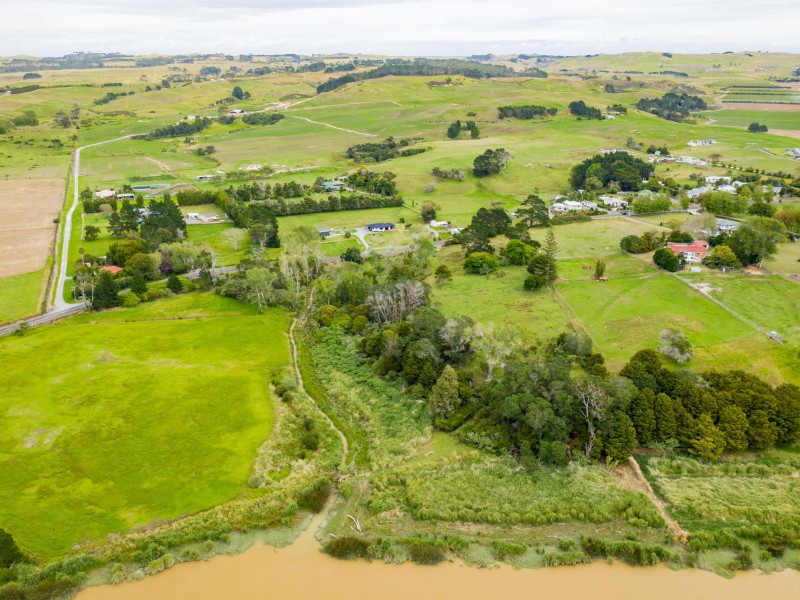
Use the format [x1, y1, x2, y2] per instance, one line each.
[0, 270, 44, 323]
[678, 273, 800, 346]
[530, 219, 669, 259]
[765, 241, 800, 276]
[557, 271, 799, 381]
[0, 293, 290, 558]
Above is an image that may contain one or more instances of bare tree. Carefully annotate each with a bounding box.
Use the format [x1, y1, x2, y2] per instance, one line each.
[367, 280, 427, 324]
[472, 323, 522, 381]
[72, 267, 96, 307]
[222, 227, 245, 251]
[574, 380, 610, 457]
[244, 267, 277, 312]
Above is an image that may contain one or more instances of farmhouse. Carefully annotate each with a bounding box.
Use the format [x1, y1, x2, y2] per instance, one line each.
[600, 196, 628, 210]
[687, 186, 712, 199]
[581, 201, 598, 210]
[366, 223, 395, 232]
[718, 184, 738, 194]
[230, 109, 244, 115]
[100, 265, 122, 274]
[322, 181, 344, 192]
[688, 139, 716, 147]
[95, 189, 115, 199]
[563, 200, 584, 211]
[705, 176, 731, 184]
[551, 203, 568, 214]
[196, 175, 214, 181]
[668, 240, 710, 264]
[716, 218, 740, 234]
[430, 220, 449, 228]
[116, 193, 135, 200]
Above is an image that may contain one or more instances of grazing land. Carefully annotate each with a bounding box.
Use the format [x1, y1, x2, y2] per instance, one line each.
[0, 294, 290, 558]
[0, 269, 44, 323]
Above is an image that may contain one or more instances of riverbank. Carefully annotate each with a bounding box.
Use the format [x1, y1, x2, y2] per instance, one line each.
[78, 505, 800, 600]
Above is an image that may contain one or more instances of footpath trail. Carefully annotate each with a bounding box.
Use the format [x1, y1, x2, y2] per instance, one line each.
[290, 115, 377, 137]
[626, 457, 688, 544]
[288, 289, 349, 467]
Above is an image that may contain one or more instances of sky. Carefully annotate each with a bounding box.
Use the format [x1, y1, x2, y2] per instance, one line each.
[2, 0, 799, 57]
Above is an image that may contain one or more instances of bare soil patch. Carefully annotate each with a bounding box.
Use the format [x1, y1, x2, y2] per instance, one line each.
[770, 129, 800, 140]
[0, 178, 64, 278]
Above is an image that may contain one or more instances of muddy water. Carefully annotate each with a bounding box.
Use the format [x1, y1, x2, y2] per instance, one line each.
[80, 511, 800, 600]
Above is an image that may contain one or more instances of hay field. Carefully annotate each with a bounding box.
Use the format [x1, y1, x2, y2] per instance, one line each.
[0, 178, 63, 278]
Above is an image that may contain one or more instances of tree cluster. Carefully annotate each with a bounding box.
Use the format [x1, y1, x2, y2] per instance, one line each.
[570, 151, 654, 192]
[497, 105, 557, 119]
[345, 137, 418, 163]
[619, 230, 668, 253]
[568, 101, 603, 120]
[146, 117, 211, 140]
[472, 148, 511, 177]
[242, 112, 284, 126]
[636, 92, 707, 122]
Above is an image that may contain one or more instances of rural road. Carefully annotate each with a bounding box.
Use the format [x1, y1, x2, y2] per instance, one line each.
[290, 116, 377, 137]
[54, 135, 137, 311]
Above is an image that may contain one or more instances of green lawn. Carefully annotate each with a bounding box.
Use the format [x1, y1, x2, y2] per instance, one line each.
[184, 223, 250, 266]
[0, 293, 290, 558]
[557, 271, 799, 381]
[431, 249, 569, 344]
[0, 270, 43, 324]
[319, 237, 362, 257]
[530, 218, 669, 259]
[765, 241, 800, 276]
[679, 273, 800, 346]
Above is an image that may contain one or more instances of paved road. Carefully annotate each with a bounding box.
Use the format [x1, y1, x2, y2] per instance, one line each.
[54, 135, 137, 311]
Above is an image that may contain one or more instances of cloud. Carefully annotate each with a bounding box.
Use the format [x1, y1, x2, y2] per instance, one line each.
[1, 0, 798, 56]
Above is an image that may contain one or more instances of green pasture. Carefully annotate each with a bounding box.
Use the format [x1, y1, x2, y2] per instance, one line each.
[706, 108, 800, 131]
[765, 241, 800, 276]
[0, 293, 290, 558]
[0, 270, 44, 323]
[530, 218, 669, 259]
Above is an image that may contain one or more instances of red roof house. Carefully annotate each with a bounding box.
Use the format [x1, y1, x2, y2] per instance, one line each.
[100, 265, 123, 274]
[667, 241, 709, 264]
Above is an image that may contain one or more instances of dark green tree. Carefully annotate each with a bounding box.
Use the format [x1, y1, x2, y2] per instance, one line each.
[167, 274, 183, 293]
[92, 271, 121, 310]
[232, 85, 244, 100]
[718, 405, 749, 452]
[629, 389, 657, 445]
[341, 246, 363, 264]
[516, 194, 550, 227]
[129, 271, 147, 295]
[603, 412, 637, 462]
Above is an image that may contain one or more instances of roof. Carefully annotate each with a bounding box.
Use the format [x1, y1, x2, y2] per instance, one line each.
[367, 222, 394, 229]
[668, 241, 709, 255]
[316, 227, 332, 232]
[100, 265, 123, 274]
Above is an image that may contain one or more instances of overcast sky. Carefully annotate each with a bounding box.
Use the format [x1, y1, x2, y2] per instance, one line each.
[2, 0, 799, 57]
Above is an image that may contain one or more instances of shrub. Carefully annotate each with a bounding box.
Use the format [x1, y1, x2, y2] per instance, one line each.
[121, 291, 141, 308]
[404, 540, 446, 564]
[653, 248, 680, 272]
[297, 479, 332, 513]
[167, 274, 183, 293]
[523, 273, 545, 292]
[464, 252, 499, 274]
[324, 536, 371, 559]
[492, 540, 527, 560]
[0, 529, 24, 568]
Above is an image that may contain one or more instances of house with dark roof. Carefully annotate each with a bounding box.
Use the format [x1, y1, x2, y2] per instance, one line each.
[366, 223, 395, 232]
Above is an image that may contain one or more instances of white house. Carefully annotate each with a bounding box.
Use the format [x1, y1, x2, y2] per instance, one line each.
[677, 156, 708, 166]
[116, 193, 135, 200]
[732, 181, 747, 187]
[366, 222, 394, 232]
[688, 139, 716, 147]
[718, 184, 738, 194]
[687, 186, 713, 199]
[600, 196, 628, 209]
[716, 218, 740, 234]
[581, 201, 598, 210]
[705, 176, 731, 184]
[562, 200, 583, 211]
[230, 109, 244, 115]
[551, 202, 569, 213]
[430, 220, 449, 228]
[196, 175, 214, 181]
[186, 212, 201, 219]
[95, 189, 115, 199]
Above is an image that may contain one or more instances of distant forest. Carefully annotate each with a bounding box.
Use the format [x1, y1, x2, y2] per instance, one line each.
[317, 58, 547, 94]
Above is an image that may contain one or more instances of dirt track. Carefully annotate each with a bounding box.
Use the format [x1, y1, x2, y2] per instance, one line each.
[0, 178, 64, 278]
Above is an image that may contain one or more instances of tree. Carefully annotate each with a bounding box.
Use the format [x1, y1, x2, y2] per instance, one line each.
[604, 412, 637, 463]
[728, 216, 786, 266]
[221, 227, 245, 250]
[464, 252, 499, 274]
[575, 380, 610, 457]
[472, 148, 511, 177]
[84, 225, 101, 241]
[434, 264, 452, 285]
[421, 200, 438, 221]
[124, 253, 159, 280]
[718, 405, 749, 452]
[446, 120, 461, 139]
[92, 270, 121, 310]
[341, 247, 363, 264]
[654, 393, 677, 441]
[517, 194, 549, 227]
[594, 258, 606, 280]
[748, 201, 776, 217]
[500, 239, 537, 265]
[747, 409, 778, 450]
[244, 267, 277, 312]
[658, 328, 693, 363]
[167, 274, 183, 293]
[620, 235, 641, 253]
[544, 228, 558, 260]
[523, 273, 545, 291]
[129, 271, 147, 295]
[703, 244, 741, 270]
[747, 122, 768, 133]
[653, 248, 680, 272]
[430, 364, 461, 420]
[72, 267, 97, 307]
[629, 388, 656, 445]
[232, 85, 244, 100]
[689, 413, 725, 461]
[527, 254, 557, 284]
[472, 323, 521, 381]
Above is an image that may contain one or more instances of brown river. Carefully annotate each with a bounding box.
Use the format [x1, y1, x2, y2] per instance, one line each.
[79, 510, 800, 600]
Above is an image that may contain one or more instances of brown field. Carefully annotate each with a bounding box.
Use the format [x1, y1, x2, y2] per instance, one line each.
[0, 179, 64, 278]
[769, 129, 800, 140]
[723, 102, 800, 112]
